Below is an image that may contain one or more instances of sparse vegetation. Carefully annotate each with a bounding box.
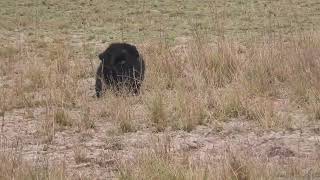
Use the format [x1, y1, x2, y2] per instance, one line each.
[54, 108, 72, 128]
[81, 106, 95, 129]
[148, 92, 168, 132]
[0, 151, 65, 180]
[73, 146, 89, 164]
[1, 0, 320, 179]
[118, 138, 320, 180]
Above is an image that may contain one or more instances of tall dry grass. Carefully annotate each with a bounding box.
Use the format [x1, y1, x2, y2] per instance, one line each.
[117, 135, 320, 180]
[1, 29, 320, 178]
[1, 32, 319, 132]
[0, 140, 66, 180]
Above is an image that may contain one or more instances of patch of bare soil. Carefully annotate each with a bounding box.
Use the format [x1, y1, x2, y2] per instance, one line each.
[1, 97, 319, 179]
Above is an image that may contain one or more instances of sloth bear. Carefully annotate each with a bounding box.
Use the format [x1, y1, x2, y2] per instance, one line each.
[95, 43, 145, 97]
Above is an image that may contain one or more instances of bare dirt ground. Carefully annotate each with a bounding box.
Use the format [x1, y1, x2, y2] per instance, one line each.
[1, 101, 320, 179]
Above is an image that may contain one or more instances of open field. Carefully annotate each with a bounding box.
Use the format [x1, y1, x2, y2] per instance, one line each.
[1, 0, 320, 179]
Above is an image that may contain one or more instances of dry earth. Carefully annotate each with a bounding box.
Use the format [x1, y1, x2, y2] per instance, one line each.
[1, 0, 320, 179]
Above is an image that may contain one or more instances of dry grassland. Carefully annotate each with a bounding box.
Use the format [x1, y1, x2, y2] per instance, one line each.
[0, 0, 320, 179]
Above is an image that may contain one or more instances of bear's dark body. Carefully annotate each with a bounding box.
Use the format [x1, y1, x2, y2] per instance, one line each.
[95, 43, 145, 97]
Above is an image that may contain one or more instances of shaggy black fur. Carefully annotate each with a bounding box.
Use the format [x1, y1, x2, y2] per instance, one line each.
[95, 43, 145, 97]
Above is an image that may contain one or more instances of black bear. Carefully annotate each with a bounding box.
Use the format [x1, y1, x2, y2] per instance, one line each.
[95, 43, 145, 97]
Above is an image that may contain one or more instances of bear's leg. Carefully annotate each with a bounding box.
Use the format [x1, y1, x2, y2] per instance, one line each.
[95, 64, 103, 98]
[95, 77, 102, 98]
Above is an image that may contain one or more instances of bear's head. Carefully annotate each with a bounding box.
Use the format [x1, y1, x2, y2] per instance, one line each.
[98, 43, 139, 70]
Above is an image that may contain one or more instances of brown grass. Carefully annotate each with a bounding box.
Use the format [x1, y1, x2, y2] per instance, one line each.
[1, 30, 320, 178]
[0, 150, 65, 180]
[1, 31, 320, 178]
[117, 136, 320, 180]
[1, 0, 320, 178]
